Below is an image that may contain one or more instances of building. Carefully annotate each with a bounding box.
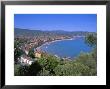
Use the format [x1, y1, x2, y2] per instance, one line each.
[34, 48, 42, 58]
[35, 51, 42, 58]
[18, 55, 34, 65]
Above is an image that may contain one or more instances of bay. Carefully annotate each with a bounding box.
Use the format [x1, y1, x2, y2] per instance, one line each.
[40, 37, 92, 59]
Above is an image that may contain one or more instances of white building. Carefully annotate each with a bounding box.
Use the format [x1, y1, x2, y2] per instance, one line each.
[18, 55, 34, 65]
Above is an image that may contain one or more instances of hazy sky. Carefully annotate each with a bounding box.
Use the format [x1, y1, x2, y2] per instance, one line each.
[14, 14, 97, 32]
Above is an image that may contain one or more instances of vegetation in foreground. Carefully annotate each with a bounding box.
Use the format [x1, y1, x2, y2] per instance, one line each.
[14, 33, 97, 76]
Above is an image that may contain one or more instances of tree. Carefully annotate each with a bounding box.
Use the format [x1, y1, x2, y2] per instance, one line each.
[85, 33, 97, 61]
[44, 55, 60, 75]
[38, 68, 50, 76]
[14, 64, 21, 76]
[14, 40, 24, 63]
[27, 61, 42, 76]
[74, 52, 97, 75]
[75, 52, 97, 69]
[16, 65, 29, 76]
[28, 48, 35, 58]
[85, 34, 97, 47]
[91, 48, 97, 61]
[38, 55, 60, 75]
[15, 61, 42, 76]
[54, 62, 91, 76]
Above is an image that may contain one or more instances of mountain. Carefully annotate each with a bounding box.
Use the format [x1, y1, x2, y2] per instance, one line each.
[15, 28, 45, 37]
[14, 28, 96, 37]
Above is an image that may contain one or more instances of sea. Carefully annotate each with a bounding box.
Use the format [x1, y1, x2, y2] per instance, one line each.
[40, 37, 92, 59]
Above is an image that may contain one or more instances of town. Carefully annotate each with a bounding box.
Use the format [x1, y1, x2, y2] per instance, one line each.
[14, 28, 94, 66]
[15, 31, 74, 65]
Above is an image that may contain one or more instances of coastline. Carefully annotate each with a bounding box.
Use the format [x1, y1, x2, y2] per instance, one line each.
[36, 38, 73, 50]
[34, 36, 88, 59]
[36, 36, 84, 50]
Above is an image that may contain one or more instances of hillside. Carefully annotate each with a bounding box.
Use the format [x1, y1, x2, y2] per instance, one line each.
[14, 28, 96, 37]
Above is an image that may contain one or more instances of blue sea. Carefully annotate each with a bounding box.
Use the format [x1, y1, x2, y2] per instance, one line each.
[40, 37, 92, 58]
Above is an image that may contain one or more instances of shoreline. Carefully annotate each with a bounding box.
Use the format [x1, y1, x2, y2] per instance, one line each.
[36, 38, 74, 50]
[35, 36, 86, 59]
[36, 36, 84, 50]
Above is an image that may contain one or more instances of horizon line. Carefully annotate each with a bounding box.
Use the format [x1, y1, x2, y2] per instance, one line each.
[14, 28, 97, 32]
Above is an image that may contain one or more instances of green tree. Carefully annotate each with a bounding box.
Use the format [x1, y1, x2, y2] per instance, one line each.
[44, 55, 60, 75]
[14, 41, 24, 63]
[27, 61, 42, 76]
[38, 68, 50, 76]
[16, 65, 29, 76]
[91, 48, 97, 61]
[38, 55, 60, 75]
[37, 58, 48, 67]
[14, 64, 21, 76]
[28, 48, 35, 58]
[54, 62, 91, 76]
[15, 61, 42, 76]
[74, 52, 97, 75]
[85, 34, 97, 47]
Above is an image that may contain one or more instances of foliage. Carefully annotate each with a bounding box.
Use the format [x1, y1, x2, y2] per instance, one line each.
[37, 68, 50, 76]
[28, 48, 35, 58]
[14, 40, 24, 63]
[75, 52, 96, 69]
[85, 33, 97, 47]
[37, 55, 60, 75]
[27, 61, 42, 76]
[45, 55, 60, 71]
[15, 49, 97, 76]
[14, 64, 21, 76]
[37, 49, 97, 76]
[91, 47, 97, 61]
[15, 65, 29, 76]
[74, 51, 97, 75]
[37, 58, 48, 67]
[53, 51, 97, 76]
[54, 62, 90, 76]
[15, 61, 42, 76]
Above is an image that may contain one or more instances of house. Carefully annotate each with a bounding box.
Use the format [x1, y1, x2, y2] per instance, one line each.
[35, 51, 42, 58]
[34, 48, 42, 58]
[18, 55, 34, 65]
[35, 52, 41, 58]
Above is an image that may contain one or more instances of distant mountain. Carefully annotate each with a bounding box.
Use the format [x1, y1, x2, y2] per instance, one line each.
[15, 28, 45, 37]
[48, 30, 67, 33]
[14, 28, 96, 37]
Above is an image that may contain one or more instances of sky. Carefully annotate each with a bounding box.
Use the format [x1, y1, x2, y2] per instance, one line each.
[14, 14, 97, 32]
